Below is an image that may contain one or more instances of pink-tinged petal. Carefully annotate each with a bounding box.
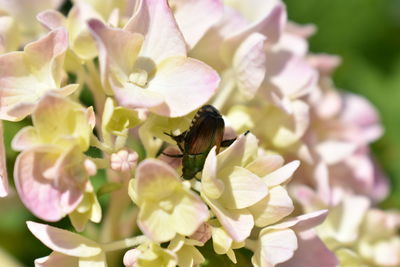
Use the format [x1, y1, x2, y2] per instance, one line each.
[278, 230, 338, 267]
[308, 54, 341, 76]
[173, 0, 223, 49]
[27, 221, 102, 257]
[249, 186, 294, 227]
[290, 185, 327, 212]
[269, 210, 328, 232]
[221, 3, 286, 63]
[113, 82, 165, 110]
[135, 159, 180, 203]
[313, 161, 332, 205]
[262, 160, 300, 187]
[0, 0, 64, 41]
[0, 28, 69, 121]
[189, 7, 248, 71]
[0, 121, 8, 197]
[5, 102, 36, 121]
[292, 100, 310, 138]
[11, 126, 39, 151]
[315, 141, 356, 165]
[37, 10, 66, 30]
[146, 56, 220, 117]
[252, 228, 297, 267]
[246, 155, 284, 177]
[88, 19, 143, 91]
[286, 22, 316, 39]
[219, 166, 268, 209]
[340, 93, 383, 144]
[35, 252, 78, 267]
[232, 33, 267, 99]
[14, 147, 84, 221]
[202, 193, 253, 242]
[330, 195, 370, 244]
[24, 28, 68, 86]
[124, 0, 186, 64]
[370, 162, 389, 203]
[266, 52, 318, 98]
[0, 52, 35, 120]
[276, 33, 309, 57]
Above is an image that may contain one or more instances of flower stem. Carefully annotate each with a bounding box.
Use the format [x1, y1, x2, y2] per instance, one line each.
[245, 239, 257, 251]
[102, 235, 148, 252]
[90, 134, 114, 154]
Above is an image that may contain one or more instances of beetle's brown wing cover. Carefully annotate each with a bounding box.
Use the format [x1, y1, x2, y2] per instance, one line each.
[185, 106, 225, 155]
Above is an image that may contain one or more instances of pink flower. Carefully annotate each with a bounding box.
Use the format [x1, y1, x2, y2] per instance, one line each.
[0, 28, 78, 121]
[12, 94, 93, 221]
[88, 0, 220, 117]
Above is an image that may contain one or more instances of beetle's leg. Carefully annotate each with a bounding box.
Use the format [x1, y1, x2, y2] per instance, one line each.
[177, 143, 185, 153]
[221, 138, 236, 147]
[162, 152, 184, 158]
[221, 131, 250, 147]
[164, 131, 186, 142]
[164, 131, 186, 152]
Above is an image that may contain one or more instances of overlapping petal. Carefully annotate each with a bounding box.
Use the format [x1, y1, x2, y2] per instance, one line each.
[89, 16, 220, 117]
[14, 146, 86, 221]
[124, 0, 187, 64]
[172, 0, 223, 49]
[252, 228, 297, 267]
[133, 159, 208, 242]
[27, 221, 106, 267]
[0, 28, 77, 121]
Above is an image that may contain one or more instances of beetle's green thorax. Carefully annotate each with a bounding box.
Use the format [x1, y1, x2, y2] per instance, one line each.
[182, 153, 207, 180]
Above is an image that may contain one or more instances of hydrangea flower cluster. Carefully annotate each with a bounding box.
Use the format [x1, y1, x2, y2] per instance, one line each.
[0, 0, 398, 266]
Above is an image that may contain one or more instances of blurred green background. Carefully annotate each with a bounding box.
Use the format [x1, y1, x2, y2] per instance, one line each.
[1, 0, 400, 265]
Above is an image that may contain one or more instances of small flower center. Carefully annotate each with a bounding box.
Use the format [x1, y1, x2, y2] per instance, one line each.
[128, 68, 148, 87]
[159, 199, 174, 213]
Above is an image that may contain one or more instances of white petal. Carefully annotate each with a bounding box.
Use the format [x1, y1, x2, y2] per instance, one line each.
[232, 33, 267, 99]
[262, 160, 300, 187]
[27, 221, 102, 257]
[124, 0, 187, 64]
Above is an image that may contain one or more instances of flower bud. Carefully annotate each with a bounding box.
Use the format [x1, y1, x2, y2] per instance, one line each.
[111, 149, 138, 172]
[123, 249, 141, 267]
[190, 223, 212, 244]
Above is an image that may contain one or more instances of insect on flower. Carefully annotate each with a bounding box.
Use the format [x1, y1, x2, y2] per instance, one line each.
[164, 105, 240, 180]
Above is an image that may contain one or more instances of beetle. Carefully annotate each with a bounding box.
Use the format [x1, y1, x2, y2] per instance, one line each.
[163, 105, 238, 180]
